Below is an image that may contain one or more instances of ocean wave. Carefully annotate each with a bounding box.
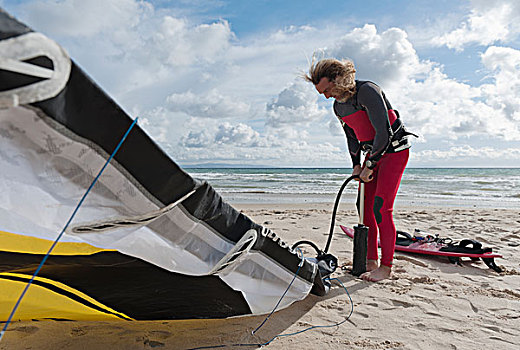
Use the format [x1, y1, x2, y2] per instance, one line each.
[186, 168, 520, 207]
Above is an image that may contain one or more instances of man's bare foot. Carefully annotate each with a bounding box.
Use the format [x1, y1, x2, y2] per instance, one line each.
[360, 265, 391, 282]
[366, 259, 378, 272]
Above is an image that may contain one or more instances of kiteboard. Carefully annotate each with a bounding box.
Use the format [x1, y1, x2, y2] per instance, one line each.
[340, 225, 502, 272]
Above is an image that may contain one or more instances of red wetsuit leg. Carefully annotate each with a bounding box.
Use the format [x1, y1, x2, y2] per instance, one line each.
[362, 172, 379, 262]
[363, 149, 409, 267]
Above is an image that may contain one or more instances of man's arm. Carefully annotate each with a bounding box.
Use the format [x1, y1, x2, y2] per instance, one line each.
[357, 82, 393, 163]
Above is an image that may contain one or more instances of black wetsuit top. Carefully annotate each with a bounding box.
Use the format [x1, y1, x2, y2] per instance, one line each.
[333, 80, 404, 167]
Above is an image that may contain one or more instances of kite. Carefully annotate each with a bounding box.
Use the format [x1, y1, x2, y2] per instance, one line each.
[0, 8, 328, 322]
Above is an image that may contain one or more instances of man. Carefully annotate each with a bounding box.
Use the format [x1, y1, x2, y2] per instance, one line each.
[305, 58, 413, 281]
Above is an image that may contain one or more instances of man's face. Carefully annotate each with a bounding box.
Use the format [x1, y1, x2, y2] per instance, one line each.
[315, 77, 335, 99]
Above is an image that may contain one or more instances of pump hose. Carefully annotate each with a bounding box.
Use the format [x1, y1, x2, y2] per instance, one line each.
[292, 174, 359, 255]
[323, 174, 359, 253]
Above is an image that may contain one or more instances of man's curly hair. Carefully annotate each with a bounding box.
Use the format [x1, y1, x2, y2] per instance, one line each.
[304, 58, 356, 102]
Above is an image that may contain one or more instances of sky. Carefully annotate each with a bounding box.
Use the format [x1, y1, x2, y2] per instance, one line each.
[1, 0, 520, 168]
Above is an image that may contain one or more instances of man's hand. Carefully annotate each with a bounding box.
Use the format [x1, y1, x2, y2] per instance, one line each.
[352, 165, 362, 180]
[359, 166, 374, 182]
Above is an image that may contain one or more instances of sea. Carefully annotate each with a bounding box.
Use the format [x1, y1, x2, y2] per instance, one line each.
[184, 168, 520, 209]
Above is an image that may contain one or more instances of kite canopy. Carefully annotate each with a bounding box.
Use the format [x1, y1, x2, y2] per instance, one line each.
[0, 8, 325, 321]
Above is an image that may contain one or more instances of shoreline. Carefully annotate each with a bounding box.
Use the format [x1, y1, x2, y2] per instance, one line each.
[187, 167, 520, 211]
[222, 193, 520, 209]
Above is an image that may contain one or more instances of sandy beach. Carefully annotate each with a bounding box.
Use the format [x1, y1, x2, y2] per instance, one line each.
[1, 202, 519, 350]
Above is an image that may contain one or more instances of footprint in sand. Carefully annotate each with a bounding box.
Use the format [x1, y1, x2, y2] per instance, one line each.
[147, 330, 172, 340]
[482, 324, 503, 333]
[410, 276, 437, 284]
[488, 336, 518, 346]
[365, 302, 379, 308]
[393, 267, 406, 273]
[394, 255, 429, 267]
[143, 339, 165, 348]
[10, 325, 39, 335]
[412, 322, 428, 331]
[389, 299, 414, 308]
[424, 311, 442, 317]
[70, 326, 87, 337]
[466, 299, 479, 313]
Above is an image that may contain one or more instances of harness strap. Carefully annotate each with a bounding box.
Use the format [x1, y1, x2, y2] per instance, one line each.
[360, 117, 418, 154]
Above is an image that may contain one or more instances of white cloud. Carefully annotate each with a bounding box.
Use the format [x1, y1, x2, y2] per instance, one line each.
[480, 46, 520, 130]
[431, 0, 520, 50]
[392, 67, 484, 138]
[394, 69, 520, 142]
[180, 130, 214, 148]
[272, 127, 310, 141]
[324, 24, 520, 143]
[152, 16, 233, 66]
[329, 24, 433, 87]
[152, 21, 520, 165]
[167, 89, 250, 119]
[19, 0, 151, 37]
[215, 122, 263, 146]
[18, 0, 233, 66]
[178, 118, 270, 149]
[265, 80, 328, 127]
[5, 1, 520, 167]
[14, 0, 235, 102]
[213, 25, 329, 103]
[391, 44, 520, 142]
[175, 114, 346, 166]
[136, 106, 177, 145]
[176, 137, 346, 167]
[414, 145, 520, 162]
